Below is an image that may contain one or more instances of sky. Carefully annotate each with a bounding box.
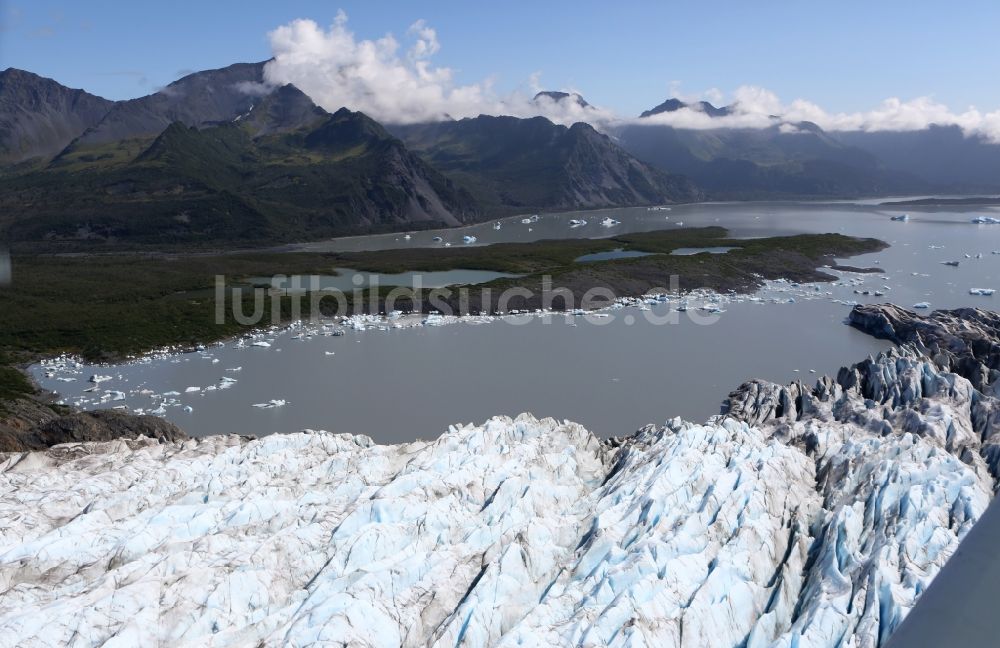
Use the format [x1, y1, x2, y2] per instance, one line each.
[3, 0, 1000, 131]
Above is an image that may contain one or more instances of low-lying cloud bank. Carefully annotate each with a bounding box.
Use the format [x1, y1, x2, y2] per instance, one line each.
[261, 13, 1000, 142]
[636, 88, 1000, 142]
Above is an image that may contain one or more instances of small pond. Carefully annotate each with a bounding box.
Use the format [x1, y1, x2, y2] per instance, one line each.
[247, 268, 521, 292]
[574, 249, 656, 263]
[669, 247, 739, 256]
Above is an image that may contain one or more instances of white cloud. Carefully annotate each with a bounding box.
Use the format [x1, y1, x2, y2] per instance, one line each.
[624, 86, 1000, 142]
[261, 13, 1000, 142]
[780, 95, 1000, 142]
[263, 12, 477, 124]
[406, 19, 439, 60]
[262, 13, 614, 126]
[703, 87, 724, 106]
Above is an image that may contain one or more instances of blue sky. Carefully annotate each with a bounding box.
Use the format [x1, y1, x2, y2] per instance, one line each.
[3, 0, 1000, 118]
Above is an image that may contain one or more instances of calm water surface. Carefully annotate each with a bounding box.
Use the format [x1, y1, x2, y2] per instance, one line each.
[575, 249, 655, 263]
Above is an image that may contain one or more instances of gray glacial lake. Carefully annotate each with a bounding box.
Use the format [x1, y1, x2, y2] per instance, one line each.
[31, 200, 1000, 442]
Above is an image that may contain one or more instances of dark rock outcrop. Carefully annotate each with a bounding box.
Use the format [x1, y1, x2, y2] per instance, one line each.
[848, 303, 1000, 391]
[1, 400, 187, 453]
[26, 410, 188, 449]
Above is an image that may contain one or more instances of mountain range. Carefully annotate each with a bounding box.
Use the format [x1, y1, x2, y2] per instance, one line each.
[618, 96, 1000, 196]
[389, 116, 698, 214]
[0, 64, 704, 248]
[3, 62, 1000, 248]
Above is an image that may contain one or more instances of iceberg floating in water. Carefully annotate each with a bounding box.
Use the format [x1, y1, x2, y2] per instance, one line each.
[969, 288, 995, 296]
[252, 399, 287, 409]
[971, 216, 1000, 224]
[913, 301, 931, 309]
[600, 217, 620, 227]
[217, 376, 238, 390]
[423, 313, 446, 326]
[890, 213, 910, 221]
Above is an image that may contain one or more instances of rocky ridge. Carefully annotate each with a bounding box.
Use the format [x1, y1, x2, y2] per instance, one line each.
[0, 401, 187, 453]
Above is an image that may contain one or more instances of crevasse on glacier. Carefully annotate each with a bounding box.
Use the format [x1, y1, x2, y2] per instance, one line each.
[1, 305, 998, 648]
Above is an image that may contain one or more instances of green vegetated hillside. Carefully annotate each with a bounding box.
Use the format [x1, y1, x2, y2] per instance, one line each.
[1, 91, 479, 249]
[0, 67, 702, 250]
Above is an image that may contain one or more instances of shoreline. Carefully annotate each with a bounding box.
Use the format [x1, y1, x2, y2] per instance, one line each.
[29, 266, 887, 435]
[20, 191, 972, 259]
[1, 228, 887, 365]
[15, 193, 986, 258]
[1, 225, 889, 448]
[32, 263, 883, 373]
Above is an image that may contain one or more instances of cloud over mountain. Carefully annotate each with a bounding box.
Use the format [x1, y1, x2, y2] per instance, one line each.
[260, 12, 615, 126]
[257, 12, 1000, 141]
[637, 86, 1000, 142]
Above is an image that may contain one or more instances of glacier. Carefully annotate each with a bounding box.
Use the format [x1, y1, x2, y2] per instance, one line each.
[1, 304, 999, 647]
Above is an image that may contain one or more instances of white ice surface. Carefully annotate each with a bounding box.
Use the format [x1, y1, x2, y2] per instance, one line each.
[0, 354, 993, 647]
